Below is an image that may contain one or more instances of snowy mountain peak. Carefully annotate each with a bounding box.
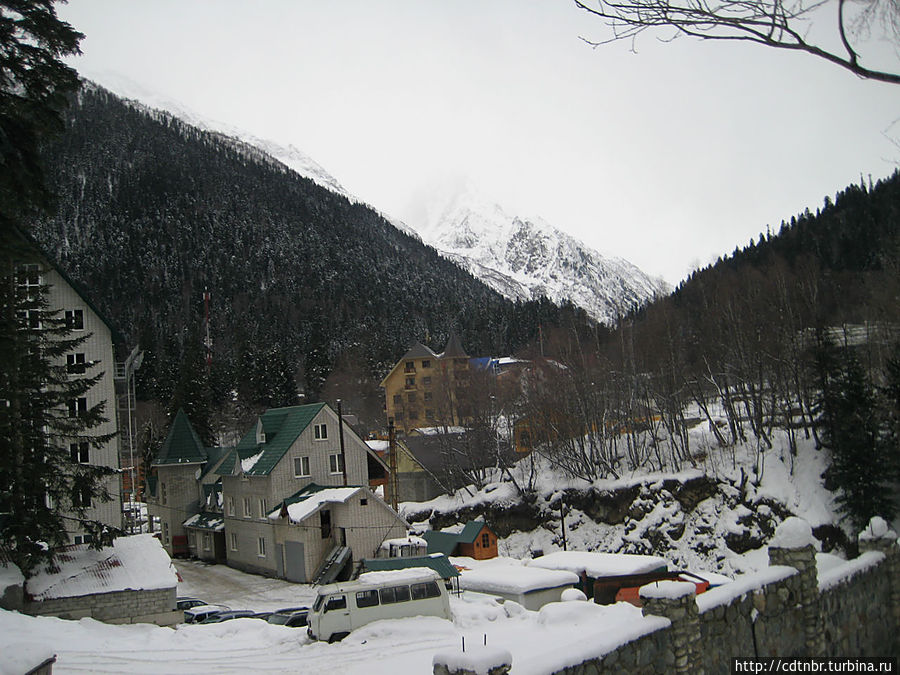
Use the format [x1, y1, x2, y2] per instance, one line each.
[408, 186, 669, 324]
[80, 70, 351, 198]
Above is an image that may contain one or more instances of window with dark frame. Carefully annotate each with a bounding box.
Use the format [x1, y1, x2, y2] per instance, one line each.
[356, 590, 379, 608]
[67, 353, 87, 374]
[65, 309, 84, 330]
[69, 442, 89, 463]
[67, 397, 87, 417]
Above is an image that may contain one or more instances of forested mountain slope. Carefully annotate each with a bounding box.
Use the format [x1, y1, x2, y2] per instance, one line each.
[27, 84, 584, 424]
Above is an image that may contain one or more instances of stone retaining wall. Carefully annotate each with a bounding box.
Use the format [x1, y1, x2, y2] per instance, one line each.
[545, 524, 899, 675]
[24, 586, 180, 627]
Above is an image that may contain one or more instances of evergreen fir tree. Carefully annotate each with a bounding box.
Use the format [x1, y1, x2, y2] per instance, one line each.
[813, 338, 896, 530]
[0, 0, 84, 226]
[0, 239, 117, 575]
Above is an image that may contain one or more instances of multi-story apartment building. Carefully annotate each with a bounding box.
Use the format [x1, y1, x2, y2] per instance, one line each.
[380, 333, 471, 434]
[12, 241, 123, 544]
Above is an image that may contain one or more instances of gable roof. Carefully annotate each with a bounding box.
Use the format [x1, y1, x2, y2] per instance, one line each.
[422, 530, 460, 556]
[400, 432, 513, 477]
[361, 554, 459, 579]
[379, 342, 438, 387]
[422, 520, 492, 555]
[230, 403, 326, 476]
[153, 409, 208, 465]
[457, 520, 491, 543]
[13, 226, 125, 345]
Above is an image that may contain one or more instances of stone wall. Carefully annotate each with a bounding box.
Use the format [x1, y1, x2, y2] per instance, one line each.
[543, 521, 899, 675]
[24, 586, 181, 627]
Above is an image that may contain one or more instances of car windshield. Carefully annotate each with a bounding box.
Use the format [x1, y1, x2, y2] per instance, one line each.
[267, 614, 290, 625]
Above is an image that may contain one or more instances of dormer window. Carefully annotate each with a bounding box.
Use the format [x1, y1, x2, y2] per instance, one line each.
[255, 418, 266, 444]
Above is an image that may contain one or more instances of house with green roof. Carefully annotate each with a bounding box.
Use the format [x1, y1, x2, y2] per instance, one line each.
[217, 403, 393, 578]
[423, 520, 498, 560]
[149, 403, 399, 579]
[147, 409, 231, 558]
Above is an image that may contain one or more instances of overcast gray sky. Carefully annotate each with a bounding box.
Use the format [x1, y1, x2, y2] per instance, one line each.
[60, 0, 900, 285]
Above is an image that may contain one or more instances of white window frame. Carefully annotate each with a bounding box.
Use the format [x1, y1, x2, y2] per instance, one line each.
[329, 453, 345, 475]
[258, 497, 268, 520]
[294, 456, 310, 478]
[226, 496, 234, 516]
[243, 497, 251, 518]
[314, 423, 328, 440]
[230, 532, 238, 551]
[257, 537, 266, 558]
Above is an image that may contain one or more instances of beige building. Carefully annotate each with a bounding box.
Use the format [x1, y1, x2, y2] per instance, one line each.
[14, 245, 124, 544]
[149, 403, 404, 582]
[380, 333, 471, 434]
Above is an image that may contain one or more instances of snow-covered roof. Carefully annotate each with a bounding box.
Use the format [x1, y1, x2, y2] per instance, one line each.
[459, 565, 578, 595]
[527, 551, 668, 578]
[366, 439, 389, 452]
[183, 512, 225, 532]
[380, 535, 427, 550]
[356, 568, 440, 585]
[25, 534, 178, 601]
[269, 485, 362, 524]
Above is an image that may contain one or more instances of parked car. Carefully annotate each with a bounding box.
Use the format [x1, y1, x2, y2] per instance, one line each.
[176, 596, 207, 611]
[199, 609, 256, 624]
[183, 604, 230, 624]
[267, 607, 309, 627]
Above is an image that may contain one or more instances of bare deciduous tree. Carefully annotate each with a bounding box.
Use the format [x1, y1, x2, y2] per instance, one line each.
[574, 0, 900, 84]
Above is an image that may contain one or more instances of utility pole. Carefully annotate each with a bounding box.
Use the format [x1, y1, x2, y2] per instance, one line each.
[337, 399, 348, 486]
[559, 498, 568, 551]
[388, 420, 398, 511]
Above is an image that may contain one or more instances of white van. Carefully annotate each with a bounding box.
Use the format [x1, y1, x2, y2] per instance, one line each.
[307, 568, 451, 643]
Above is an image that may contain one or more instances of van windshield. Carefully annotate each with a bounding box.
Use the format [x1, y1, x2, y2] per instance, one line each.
[313, 595, 326, 612]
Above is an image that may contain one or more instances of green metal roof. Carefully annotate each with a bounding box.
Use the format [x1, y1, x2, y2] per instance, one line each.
[199, 446, 232, 481]
[422, 530, 461, 556]
[153, 409, 208, 465]
[361, 554, 459, 579]
[231, 403, 326, 476]
[457, 520, 489, 544]
[423, 521, 491, 555]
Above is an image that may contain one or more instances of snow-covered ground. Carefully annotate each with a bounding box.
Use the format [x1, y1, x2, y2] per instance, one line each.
[2, 558, 666, 675]
[6, 411, 889, 673]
